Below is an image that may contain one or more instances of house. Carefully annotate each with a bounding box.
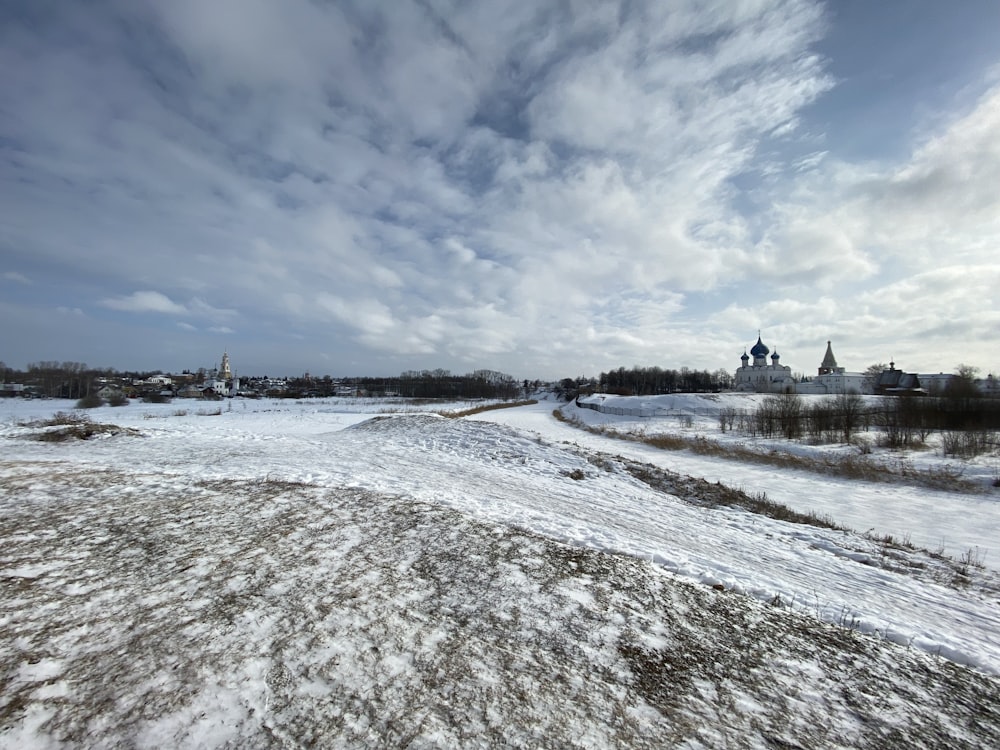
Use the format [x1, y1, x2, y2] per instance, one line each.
[0, 383, 27, 397]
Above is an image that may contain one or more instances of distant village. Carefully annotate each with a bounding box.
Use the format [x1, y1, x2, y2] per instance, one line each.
[0, 352, 355, 401]
[0, 352, 526, 401]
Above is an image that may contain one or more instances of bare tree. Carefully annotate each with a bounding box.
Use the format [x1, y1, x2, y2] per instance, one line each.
[863, 362, 886, 394]
[833, 391, 864, 442]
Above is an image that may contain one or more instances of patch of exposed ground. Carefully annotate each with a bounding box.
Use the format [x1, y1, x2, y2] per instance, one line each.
[6, 412, 140, 442]
[1, 466, 998, 748]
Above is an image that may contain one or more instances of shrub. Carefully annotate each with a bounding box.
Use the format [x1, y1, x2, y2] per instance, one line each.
[76, 393, 104, 409]
[941, 430, 997, 459]
[107, 392, 129, 407]
[47, 411, 89, 426]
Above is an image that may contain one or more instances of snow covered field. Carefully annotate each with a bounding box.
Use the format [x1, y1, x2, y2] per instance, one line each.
[2, 396, 999, 747]
[564, 392, 1000, 559]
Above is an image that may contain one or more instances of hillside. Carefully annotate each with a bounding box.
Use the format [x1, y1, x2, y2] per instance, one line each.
[1, 398, 999, 747]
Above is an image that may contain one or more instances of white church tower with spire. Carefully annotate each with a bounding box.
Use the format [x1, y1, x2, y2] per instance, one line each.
[796, 341, 866, 394]
[204, 350, 235, 396]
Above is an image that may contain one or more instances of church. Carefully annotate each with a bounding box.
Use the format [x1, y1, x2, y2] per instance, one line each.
[734, 335, 795, 393]
[205, 351, 238, 396]
[796, 341, 865, 394]
[735, 337, 868, 394]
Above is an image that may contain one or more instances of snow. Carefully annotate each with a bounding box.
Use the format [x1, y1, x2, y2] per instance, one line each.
[565, 392, 1000, 558]
[2, 396, 1000, 747]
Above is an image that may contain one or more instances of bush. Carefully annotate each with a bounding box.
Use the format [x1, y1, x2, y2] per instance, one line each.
[76, 393, 104, 409]
[107, 392, 129, 407]
[941, 430, 997, 459]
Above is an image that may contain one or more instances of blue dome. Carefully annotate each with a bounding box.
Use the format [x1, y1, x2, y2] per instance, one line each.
[750, 336, 769, 358]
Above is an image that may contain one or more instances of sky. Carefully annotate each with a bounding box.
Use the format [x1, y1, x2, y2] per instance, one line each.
[2, 0, 999, 380]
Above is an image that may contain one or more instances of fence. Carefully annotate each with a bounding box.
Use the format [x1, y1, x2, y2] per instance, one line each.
[575, 398, 715, 421]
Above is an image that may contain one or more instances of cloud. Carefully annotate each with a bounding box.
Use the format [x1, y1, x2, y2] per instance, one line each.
[189, 298, 238, 318]
[100, 291, 188, 315]
[2, 1, 998, 377]
[858, 86, 1000, 262]
[3, 271, 31, 284]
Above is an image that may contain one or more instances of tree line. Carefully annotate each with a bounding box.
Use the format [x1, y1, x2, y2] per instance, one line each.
[599, 365, 734, 395]
[333, 370, 522, 400]
[725, 387, 1000, 454]
[4, 361, 102, 399]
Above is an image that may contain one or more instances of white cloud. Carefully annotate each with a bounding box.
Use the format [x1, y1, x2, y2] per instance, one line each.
[100, 291, 188, 315]
[4, 1, 999, 378]
[3, 271, 30, 284]
[316, 293, 397, 340]
[189, 298, 238, 319]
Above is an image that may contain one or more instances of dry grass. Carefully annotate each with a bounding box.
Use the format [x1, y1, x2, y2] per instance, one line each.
[19, 411, 88, 428]
[615, 456, 845, 531]
[555, 408, 981, 493]
[17, 412, 141, 442]
[441, 400, 538, 418]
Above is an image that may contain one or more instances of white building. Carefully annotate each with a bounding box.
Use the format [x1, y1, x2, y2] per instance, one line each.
[796, 341, 865, 394]
[917, 373, 954, 395]
[734, 335, 795, 393]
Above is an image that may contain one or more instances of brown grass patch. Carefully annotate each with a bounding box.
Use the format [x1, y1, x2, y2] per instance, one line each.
[555, 408, 980, 493]
[443, 400, 538, 418]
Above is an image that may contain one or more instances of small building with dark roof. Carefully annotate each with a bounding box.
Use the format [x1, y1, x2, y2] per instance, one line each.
[874, 362, 922, 395]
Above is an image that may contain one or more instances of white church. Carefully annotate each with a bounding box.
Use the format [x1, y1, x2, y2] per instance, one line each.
[735, 336, 865, 394]
[734, 335, 795, 393]
[205, 351, 239, 396]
